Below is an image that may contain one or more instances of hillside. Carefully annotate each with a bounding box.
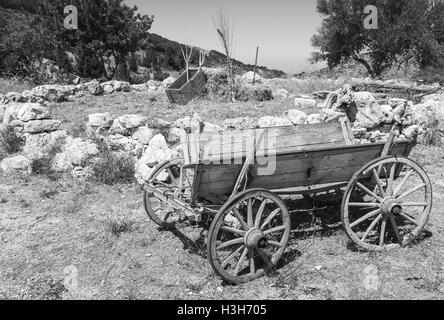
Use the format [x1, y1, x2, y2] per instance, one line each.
[144, 33, 287, 79]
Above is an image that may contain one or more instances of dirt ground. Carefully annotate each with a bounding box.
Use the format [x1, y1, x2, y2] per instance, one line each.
[0, 89, 443, 300]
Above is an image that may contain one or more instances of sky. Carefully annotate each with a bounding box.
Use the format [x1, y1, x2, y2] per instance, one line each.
[125, 0, 324, 74]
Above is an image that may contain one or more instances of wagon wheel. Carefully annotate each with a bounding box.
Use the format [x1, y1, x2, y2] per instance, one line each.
[143, 158, 192, 227]
[342, 156, 432, 251]
[207, 189, 291, 284]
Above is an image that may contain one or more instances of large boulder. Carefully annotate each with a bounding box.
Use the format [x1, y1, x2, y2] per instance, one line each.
[17, 103, 50, 122]
[285, 109, 308, 125]
[162, 77, 176, 87]
[1, 155, 32, 173]
[223, 117, 257, 130]
[352, 92, 384, 129]
[273, 88, 289, 101]
[202, 122, 223, 133]
[109, 114, 148, 135]
[257, 116, 293, 128]
[88, 112, 114, 128]
[23, 119, 61, 134]
[31, 85, 71, 102]
[131, 126, 156, 145]
[134, 134, 177, 184]
[412, 100, 444, 131]
[23, 130, 68, 160]
[61, 137, 100, 165]
[107, 134, 144, 155]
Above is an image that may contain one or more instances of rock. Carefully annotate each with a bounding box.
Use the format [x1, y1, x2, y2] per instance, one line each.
[294, 98, 317, 109]
[62, 137, 99, 165]
[52, 152, 73, 171]
[131, 84, 147, 91]
[380, 105, 394, 124]
[134, 134, 177, 184]
[23, 130, 68, 160]
[241, 71, 263, 83]
[31, 85, 71, 102]
[421, 93, 444, 103]
[412, 101, 444, 131]
[16, 103, 50, 122]
[131, 126, 156, 145]
[273, 89, 289, 101]
[71, 166, 94, 180]
[388, 98, 407, 108]
[2, 103, 23, 125]
[307, 113, 322, 124]
[1, 155, 32, 173]
[321, 109, 347, 123]
[352, 128, 367, 139]
[162, 77, 176, 87]
[5, 92, 22, 103]
[223, 117, 257, 130]
[174, 114, 202, 132]
[23, 120, 61, 133]
[102, 83, 114, 95]
[285, 109, 308, 125]
[203, 122, 223, 133]
[403, 125, 421, 142]
[109, 114, 147, 135]
[168, 127, 186, 145]
[107, 134, 144, 154]
[257, 116, 293, 128]
[87, 80, 104, 96]
[352, 92, 384, 129]
[114, 81, 131, 92]
[88, 113, 114, 128]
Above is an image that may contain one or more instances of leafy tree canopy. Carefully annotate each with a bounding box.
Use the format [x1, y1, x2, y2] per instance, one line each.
[311, 0, 444, 77]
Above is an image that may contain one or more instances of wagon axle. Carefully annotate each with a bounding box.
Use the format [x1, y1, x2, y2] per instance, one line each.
[381, 198, 403, 218]
[244, 228, 268, 249]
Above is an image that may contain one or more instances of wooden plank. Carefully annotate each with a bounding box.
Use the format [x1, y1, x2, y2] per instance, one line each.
[195, 142, 410, 199]
[188, 123, 347, 165]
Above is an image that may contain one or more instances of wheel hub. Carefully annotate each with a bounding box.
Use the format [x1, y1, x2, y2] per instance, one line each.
[244, 228, 268, 249]
[381, 197, 402, 217]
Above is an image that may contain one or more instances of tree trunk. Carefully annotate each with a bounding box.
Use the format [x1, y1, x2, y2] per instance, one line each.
[352, 52, 375, 78]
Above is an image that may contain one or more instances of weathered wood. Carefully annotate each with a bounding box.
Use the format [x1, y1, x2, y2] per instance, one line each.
[194, 141, 411, 200]
[166, 68, 207, 105]
[186, 122, 348, 166]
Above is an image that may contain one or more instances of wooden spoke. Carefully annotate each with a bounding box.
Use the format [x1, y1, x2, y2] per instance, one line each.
[216, 238, 244, 250]
[357, 182, 383, 202]
[234, 247, 249, 275]
[350, 209, 381, 228]
[247, 199, 253, 227]
[361, 214, 382, 242]
[254, 201, 267, 228]
[400, 202, 427, 207]
[260, 208, 280, 230]
[379, 218, 387, 247]
[396, 183, 426, 201]
[220, 225, 246, 236]
[349, 202, 381, 208]
[389, 215, 403, 244]
[221, 245, 244, 269]
[399, 212, 419, 226]
[268, 240, 282, 247]
[232, 208, 249, 230]
[387, 164, 396, 196]
[263, 225, 286, 235]
[372, 169, 386, 196]
[248, 249, 255, 275]
[393, 170, 414, 197]
[166, 168, 176, 182]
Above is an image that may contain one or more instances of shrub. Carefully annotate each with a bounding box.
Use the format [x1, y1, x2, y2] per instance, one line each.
[0, 126, 24, 157]
[90, 143, 135, 185]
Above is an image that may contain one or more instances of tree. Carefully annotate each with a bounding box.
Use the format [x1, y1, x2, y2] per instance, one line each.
[38, 0, 154, 79]
[311, 0, 444, 77]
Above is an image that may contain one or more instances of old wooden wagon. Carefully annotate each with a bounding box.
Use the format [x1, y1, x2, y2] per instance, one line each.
[142, 119, 433, 284]
[165, 68, 207, 105]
